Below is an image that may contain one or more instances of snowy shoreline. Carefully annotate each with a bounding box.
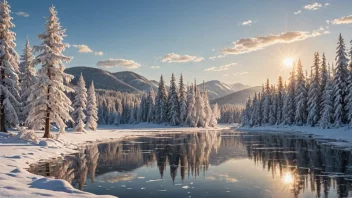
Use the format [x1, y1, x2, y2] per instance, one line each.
[237, 125, 352, 148]
[0, 124, 232, 198]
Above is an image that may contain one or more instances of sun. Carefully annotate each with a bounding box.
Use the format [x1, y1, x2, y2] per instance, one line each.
[283, 57, 294, 68]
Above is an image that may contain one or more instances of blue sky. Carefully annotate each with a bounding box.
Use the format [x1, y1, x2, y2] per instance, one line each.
[10, 0, 352, 86]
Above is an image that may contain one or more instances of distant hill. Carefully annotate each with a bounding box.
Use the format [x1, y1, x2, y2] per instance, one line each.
[112, 71, 158, 92]
[65, 66, 157, 93]
[210, 86, 262, 106]
[229, 83, 251, 92]
[198, 80, 251, 100]
[65, 66, 252, 99]
[65, 67, 140, 93]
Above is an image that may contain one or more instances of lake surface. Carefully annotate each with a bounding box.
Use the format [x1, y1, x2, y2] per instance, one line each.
[28, 130, 352, 198]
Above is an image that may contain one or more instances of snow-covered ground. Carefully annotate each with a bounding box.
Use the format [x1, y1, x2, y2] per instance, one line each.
[238, 125, 352, 148]
[0, 123, 232, 198]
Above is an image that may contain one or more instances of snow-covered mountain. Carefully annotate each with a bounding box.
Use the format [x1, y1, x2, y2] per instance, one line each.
[210, 86, 262, 106]
[198, 80, 251, 100]
[66, 67, 250, 98]
[65, 67, 157, 93]
[112, 71, 158, 92]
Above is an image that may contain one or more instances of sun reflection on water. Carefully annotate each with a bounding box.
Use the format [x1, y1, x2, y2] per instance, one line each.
[282, 172, 294, 184]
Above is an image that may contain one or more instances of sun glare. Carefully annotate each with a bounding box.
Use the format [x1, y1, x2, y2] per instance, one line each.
[283, 57, 294, 68]
[282, 172, 294, 184]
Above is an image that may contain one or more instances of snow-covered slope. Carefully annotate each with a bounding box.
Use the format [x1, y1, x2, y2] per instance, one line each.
[229, 83, 251, 92]
[66, 67, 249, 97]
[66, 67, 141, 93]
[112, 71, 158, 92]
[65, 67, 158, 93]
[211, 86, 262, 106]
[198, 80, 250, 100]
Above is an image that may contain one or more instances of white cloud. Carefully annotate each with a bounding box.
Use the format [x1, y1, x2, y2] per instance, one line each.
[241, 20, 252, 26]
[96, 59, 141, 69]
[73, 44, 104, 55]
[221, 28, 329, 55]
[223, 74, 229, 77]
[304, 3, 322, 10]
[209, 54, 225, 60]
[233, 72, 249, 76]
[15, 11, 29, 17]
[151, 66, 160, 69]
[161, 53, 204, 63]
[72, 44, 93, 53]
[294, 10, 302, 15]
[325, 3, 330, 6]
[331, 15, 352, 25]
[205, 63, 237, 72]
[94, 51, 104, 56]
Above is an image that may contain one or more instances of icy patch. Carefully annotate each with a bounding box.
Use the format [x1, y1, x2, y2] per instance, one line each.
[146, 179, 163, 183]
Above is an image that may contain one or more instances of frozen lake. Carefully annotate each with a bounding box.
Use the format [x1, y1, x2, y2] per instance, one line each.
[28, 130, 352, 198]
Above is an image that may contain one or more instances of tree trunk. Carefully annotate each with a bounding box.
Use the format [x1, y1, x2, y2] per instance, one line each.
[43, 82, 51, 138]
[43, 64, 52, 138]
[43, 112, 50, 138]
[0, 105, 6, 133]
[0, 67, 6, 133]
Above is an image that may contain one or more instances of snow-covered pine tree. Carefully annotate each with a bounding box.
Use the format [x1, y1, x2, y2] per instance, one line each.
[333, 34, 349, 127]
[320, 53, 328, 95]
[307, 52, 321, 126]
[179, 74, 187, 125]
[202, 82, 212, 127]
[86, 82, 98, 131]
[320, 53, 329, 117]
[72, 74, 87, 132]
[0, 0, 20, 132]
[155, 75, 168, 124]
[286, 64, 296, 125]
[19, 38, 36, 125]
[129, 105, 136, 124]
[142, 94, 148, 122]
[242, 95, 252, 126]
[98, 99, 108, 125]
[276, 76, 284, 124]
[320, 68, 334, 128]
[294, 59, 308, 126]
[137, 95, 146, 123]
[269, 86, 277, 125]
[194, 82, 206, 127]
[305, 69, 310, 91]
[167, 73, 179, 126]
[257, 92, 263, 126]
[146, 88, 155, 123]
[185, 84, 196, 127]
[209, 103, 220, 127]
[345, 39, 352, 126]
[331, 62, 335, 79]
[262, 79, 271, 124]
[281, 82, 289, 125]
[27, 6, 73, 137]
[250, 92, 258, 126]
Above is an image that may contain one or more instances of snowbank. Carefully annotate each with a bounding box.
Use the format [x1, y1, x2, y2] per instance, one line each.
[0, 123, 231, 197]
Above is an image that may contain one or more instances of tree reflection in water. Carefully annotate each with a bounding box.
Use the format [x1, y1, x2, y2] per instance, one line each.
[28, 131, 352, 197]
